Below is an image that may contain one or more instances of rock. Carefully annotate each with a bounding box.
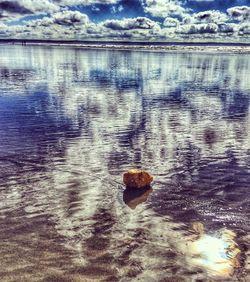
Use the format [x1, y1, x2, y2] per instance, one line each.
[123, 169, 153, 189]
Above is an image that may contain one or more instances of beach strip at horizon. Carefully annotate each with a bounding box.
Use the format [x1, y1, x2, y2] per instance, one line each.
[1, 41, 250, 54]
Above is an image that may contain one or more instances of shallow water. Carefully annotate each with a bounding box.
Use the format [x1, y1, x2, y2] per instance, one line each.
[0, 45, 250, 282]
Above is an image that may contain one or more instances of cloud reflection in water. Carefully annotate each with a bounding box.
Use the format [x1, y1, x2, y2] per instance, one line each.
[0, 45, 249, 281]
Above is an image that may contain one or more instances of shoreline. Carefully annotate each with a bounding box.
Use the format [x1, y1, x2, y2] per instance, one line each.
[1, 42, 250, 54]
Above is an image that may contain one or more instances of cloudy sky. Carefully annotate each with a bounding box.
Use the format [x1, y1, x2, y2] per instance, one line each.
[0, 0, 249, 41]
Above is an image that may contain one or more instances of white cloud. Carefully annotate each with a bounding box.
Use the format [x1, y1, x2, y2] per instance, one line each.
[110, 4, 123, 14]
[1, 2, 249, 41]
[227, 6, 250, 22]
[0, 0, 120, 21]
[239, 23, 250, 35]
[99, 17, 162, 39]
[20, 0, 59, 13]
[53, 10, 89, 26]
[0, 0, 59, 21]
[0, 22, 10, 36]
[177, 23, 218, 34]
[218, 23, 237, 34]
[27, 11, 89, 27]
[103, 17, 158, 30]
[182, 10, 229, 26]
[7, 13, 161, 40]
[143, 0, 187, 18]
[0, 0, 59, 15]
[10, 11, 91, 39]
[54, 0, 120, 6]
[193, 10, 228, 24]
[170, 6, 249, 38]
[163, 17, 180, 28]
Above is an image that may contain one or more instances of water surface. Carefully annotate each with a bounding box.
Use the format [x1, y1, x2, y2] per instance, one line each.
[0, 45, 250, 281]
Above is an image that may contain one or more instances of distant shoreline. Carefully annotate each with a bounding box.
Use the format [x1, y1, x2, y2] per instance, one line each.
[1, 39, 250, 54]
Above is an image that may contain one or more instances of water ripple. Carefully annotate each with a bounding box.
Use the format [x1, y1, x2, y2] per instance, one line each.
[0, 45, 249, 281]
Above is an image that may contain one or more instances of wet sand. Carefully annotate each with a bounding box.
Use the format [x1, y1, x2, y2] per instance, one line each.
[0, 44, 249, 281]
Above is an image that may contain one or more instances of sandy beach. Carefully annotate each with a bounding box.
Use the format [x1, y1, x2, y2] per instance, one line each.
[1, 40, 250, 54]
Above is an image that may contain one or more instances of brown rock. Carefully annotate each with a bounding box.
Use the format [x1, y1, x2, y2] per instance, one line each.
[123, 169, 153, 189]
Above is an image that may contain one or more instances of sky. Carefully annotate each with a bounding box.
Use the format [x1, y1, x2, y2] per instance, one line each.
[0, 0, 249, 42]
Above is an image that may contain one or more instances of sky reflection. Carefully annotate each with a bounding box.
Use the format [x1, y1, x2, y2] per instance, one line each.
[0, 45, 249, 281]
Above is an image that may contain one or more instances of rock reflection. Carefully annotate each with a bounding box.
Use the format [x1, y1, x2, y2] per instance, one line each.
[123, 186, 153, 210]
